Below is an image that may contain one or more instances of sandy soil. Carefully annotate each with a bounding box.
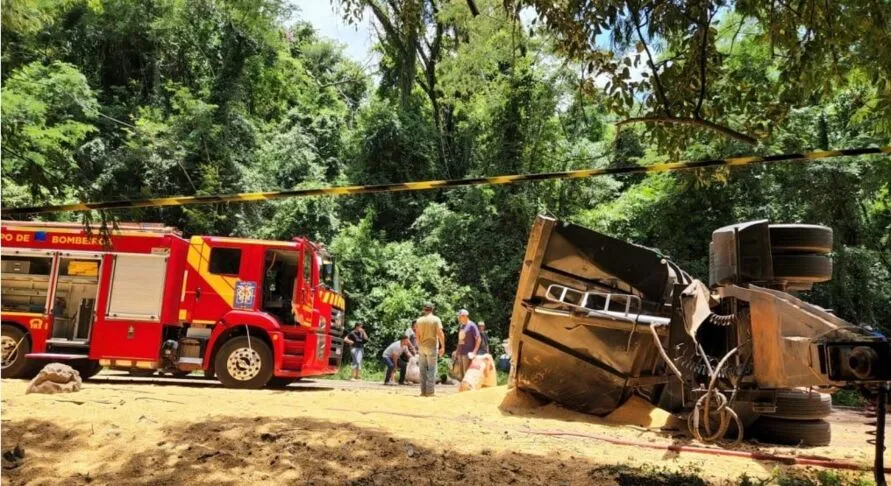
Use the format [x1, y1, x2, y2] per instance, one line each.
[0, 375, 885, 485]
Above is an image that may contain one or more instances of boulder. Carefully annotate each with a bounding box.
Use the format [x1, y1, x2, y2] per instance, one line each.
[26, 363, 82, 394]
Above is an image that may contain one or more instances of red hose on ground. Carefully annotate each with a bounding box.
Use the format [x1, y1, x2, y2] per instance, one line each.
[327, 408, 889, 475]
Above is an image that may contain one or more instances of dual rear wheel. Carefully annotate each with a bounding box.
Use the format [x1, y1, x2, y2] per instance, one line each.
[747, 389, 833, 446]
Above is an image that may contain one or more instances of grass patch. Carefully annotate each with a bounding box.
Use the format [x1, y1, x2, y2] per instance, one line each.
[831, 389, 867, 407]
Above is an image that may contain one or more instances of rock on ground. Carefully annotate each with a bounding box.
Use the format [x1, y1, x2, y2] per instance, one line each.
[26, 363, 82, 394]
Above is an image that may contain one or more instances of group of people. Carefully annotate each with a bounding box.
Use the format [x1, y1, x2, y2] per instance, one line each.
[343, 303, 490, 397]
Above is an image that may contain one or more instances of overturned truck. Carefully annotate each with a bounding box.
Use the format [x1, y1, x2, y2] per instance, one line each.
[508, 216, 890, 446]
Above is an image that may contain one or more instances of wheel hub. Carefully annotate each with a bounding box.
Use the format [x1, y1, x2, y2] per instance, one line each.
[226, 347, 262, 381]
[1, 335, 19, 370]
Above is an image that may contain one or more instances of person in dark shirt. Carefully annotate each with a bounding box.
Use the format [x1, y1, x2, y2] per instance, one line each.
[344, 322, 369, 380]
[478, 321, 490, 355]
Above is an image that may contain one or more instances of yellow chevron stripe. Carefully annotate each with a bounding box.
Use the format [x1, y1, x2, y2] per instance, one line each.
[186, 236, 237, 307]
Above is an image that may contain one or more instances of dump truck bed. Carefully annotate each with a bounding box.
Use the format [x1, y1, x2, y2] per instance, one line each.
[507, 216, 674, 414]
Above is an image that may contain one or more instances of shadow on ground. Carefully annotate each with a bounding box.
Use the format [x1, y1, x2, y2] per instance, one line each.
[2, 416, 712, 486]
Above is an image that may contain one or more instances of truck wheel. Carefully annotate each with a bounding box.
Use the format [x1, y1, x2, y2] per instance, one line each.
[772, 254, 833, 282]
[1, 325, 37, 379]
[73, 360, 103, 380]
[771, 389, 832, 420]
[769, 224, 833, 254]
[750, 416, 831, 446]
[214, 336, 273, 389]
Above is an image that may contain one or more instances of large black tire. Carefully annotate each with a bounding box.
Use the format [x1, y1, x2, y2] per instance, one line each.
[72, 360, 103, 380]
[769, 224, 833, 254]
[214, 336, 273, 389]
[770, 389, 832, 420]
[1, 325, 38, 379]
[750, 416, 831, 446]
[772, 254, 833, 282]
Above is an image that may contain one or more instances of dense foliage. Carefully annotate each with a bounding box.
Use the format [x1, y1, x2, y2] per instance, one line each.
[3, 0, 889, 356]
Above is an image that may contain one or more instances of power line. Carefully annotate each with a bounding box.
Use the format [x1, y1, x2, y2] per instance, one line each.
[3, 146, 889, 216]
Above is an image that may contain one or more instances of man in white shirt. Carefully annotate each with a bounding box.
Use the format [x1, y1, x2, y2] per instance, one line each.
[381, 336, 411, 385]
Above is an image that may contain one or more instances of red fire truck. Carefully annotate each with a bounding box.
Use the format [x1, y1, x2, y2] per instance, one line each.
[0, 221, 345, 388]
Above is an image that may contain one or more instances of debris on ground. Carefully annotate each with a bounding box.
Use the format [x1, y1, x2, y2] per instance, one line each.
[604, 396, 674, 429]
[25, 363, 82, 394]
[2, 445, 25, 470]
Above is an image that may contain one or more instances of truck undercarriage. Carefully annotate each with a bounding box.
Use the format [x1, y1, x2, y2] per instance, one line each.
[508, 216, 889, 480]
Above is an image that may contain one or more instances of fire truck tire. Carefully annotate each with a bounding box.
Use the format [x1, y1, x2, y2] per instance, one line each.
[73, 360, 103, 380]
[214, 336, 273, 389]
[770, 389, 832, 420]
[769, 224, 833, 254]
[1, 325, 39, 379]
[749, 416, 831, 446]
[772, 254, 833, 282]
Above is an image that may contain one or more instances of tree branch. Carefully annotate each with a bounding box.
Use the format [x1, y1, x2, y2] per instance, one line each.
[694, 5, 713, 118]
[616, 116, 758, 145]
[466, 0, 479, 17]
[632, 8, 672, 116]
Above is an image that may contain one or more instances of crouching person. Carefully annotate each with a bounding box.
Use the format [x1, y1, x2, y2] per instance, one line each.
[381, 336, 411, 386]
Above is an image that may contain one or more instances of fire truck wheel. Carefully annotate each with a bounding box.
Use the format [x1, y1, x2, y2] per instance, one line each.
[1, 325, 37, 379]
[214, 336, 273, 389]
[72, 360, 103, 380]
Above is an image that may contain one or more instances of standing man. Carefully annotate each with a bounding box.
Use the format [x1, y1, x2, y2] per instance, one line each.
[477, 321, 490, 355]
[405, 320, 419, 354]
[381, 335, 411, 385]
[455, 309, 480, 380]
[344, 322, 368, 381]
[414, 303, 445, 397]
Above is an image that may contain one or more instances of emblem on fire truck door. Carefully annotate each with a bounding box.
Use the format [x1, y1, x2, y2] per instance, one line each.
[233, 281, 256, 309]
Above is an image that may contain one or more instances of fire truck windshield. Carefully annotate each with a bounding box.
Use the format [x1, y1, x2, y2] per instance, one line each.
[320, 257, 340, 292]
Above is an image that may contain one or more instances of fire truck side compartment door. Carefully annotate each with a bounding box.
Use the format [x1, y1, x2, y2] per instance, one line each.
[106, 254, 167, 321]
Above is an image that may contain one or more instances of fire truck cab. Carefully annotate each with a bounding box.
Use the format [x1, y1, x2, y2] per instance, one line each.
[0, 221, 345, 388]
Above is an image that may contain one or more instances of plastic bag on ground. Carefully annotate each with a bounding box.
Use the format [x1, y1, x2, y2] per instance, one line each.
[404, 355, 420, 383]
[459, 354, 496, 392]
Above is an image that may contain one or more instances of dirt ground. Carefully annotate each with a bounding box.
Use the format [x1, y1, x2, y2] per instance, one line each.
[1, 372, 886, 485]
